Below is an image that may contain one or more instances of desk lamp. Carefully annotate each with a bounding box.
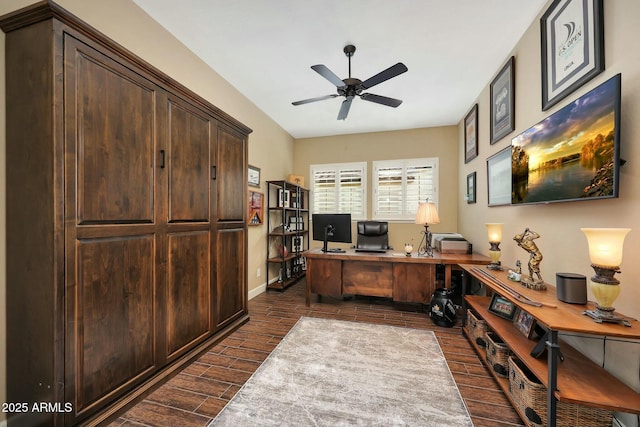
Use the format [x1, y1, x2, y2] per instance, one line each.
[485, 223, 503, 270]
[415, 201, 440, 257]
[581, 228, 631, 326]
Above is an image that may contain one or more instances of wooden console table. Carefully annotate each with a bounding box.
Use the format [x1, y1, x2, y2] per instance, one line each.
[460, 264, 640, 427]
[304, 249, 490, 306]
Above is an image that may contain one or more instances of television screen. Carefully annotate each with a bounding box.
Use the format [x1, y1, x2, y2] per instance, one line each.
[512, 74, 621, 205]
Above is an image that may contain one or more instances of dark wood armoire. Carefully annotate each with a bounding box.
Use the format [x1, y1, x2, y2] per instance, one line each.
[1, 2, 251, 426]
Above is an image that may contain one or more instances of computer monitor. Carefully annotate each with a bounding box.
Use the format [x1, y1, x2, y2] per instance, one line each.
[312, 213, 352, 253]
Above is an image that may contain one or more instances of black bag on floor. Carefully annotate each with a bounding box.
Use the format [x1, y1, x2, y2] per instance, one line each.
[429, 288, 457, 327]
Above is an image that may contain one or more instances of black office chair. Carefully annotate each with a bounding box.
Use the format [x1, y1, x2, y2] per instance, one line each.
[355, 221, 391, 252]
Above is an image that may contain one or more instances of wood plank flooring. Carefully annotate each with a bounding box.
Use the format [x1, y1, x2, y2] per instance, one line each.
[108, 280, 523, 426]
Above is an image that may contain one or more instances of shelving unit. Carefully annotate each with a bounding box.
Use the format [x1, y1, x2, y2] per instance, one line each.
[266, 180, 309, 290]
[460, 264, 640, 427]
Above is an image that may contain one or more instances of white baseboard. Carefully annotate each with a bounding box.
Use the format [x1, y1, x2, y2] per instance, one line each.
[248, 283, 267, 300]
[248, 276, 285, 300]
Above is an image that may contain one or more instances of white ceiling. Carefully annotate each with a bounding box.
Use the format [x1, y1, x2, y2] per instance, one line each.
[132, 0, 547, 139]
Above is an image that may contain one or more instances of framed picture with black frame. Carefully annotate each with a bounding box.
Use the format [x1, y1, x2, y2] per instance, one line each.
[486, 147, 511, 206]
[464, 104, 478, 163]
[541, 0, 604, 111]
[490, 56, 515, 144]
[488, 293, 517, 321]
[466, 172, 476, 204]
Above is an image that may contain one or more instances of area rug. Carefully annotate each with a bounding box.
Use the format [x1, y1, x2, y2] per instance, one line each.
[209, 317, 472, 426]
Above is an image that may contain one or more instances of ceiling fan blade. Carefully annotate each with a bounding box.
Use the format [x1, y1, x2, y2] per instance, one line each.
[337, 96, 353, 120]
[311, 64, 346, 88]
[360, 93, 403, 108]
[360, 62, 408, 90]
[292, 94, 338, 106]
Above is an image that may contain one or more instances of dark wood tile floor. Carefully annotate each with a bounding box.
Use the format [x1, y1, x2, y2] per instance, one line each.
[108, 280, 523, 427]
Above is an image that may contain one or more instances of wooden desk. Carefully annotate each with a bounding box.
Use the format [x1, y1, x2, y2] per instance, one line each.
[304, 249, 490, 306]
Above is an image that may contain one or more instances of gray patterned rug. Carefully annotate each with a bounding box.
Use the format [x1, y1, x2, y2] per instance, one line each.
[209, 317, 472, 427]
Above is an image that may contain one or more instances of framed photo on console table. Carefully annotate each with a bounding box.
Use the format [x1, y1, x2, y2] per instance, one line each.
[513, 309, 537, 338]
[488, 293, 517, 321]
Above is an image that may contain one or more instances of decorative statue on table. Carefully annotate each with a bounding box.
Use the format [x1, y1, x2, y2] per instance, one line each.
[513, 228, 546, 290]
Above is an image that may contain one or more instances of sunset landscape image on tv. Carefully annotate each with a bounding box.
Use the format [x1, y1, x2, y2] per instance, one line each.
[512, 74, 620, 205]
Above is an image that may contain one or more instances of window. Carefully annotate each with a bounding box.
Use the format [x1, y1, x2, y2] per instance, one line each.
[310, 162, 366, 219]
[373, 158, 438, 220]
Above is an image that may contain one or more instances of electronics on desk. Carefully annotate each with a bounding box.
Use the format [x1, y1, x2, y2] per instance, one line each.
[556, 273, 587, 304]
[312, 213, 352, 253]
[431, 233, 472, 254]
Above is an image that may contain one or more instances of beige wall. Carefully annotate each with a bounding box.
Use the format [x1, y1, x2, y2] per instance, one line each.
[458, 1, 640, 421]
[2, 0, 639, 424]
[0, 0, 295, 417]
[294, 126, 459, 251]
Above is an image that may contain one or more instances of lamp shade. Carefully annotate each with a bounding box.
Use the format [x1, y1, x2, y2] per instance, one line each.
[485, 223, 503, 243]
[415, 202, 440, 225]
[581, 228, 630, 267]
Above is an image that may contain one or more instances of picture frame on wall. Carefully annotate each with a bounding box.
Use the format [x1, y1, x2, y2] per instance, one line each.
[541, 0, 604, 111]
[490, 56, 515, 144]
[464, 104, 478, 163]
[466, 172, 476, 204]
[248, 164, 261, 187]
[248, 190, 264, 226]
[486, 147, 511, 206]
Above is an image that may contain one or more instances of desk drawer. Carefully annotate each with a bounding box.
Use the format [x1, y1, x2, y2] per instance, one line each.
[343, 261, 393, 297]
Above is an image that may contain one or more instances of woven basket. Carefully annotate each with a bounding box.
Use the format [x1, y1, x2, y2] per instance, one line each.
[467, 309, 488, 348]
[485, 332, 510, 378]
[508, 356, 613, 427]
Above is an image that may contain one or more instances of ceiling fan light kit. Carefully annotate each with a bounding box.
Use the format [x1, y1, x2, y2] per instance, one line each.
[292, 44, 408, 120]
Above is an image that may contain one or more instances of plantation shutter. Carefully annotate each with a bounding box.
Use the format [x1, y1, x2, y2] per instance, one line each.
[373, 158, 438, 220]
[311, 163, 366, 219]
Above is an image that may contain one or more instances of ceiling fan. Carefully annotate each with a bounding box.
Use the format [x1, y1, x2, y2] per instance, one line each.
[292, 45, 408, 120]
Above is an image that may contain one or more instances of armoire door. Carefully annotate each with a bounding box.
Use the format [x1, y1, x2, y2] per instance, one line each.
[215, 226, 247, 327]
[163, 96, 215, 359]
[216, 126, 246, 221]
[63, 34, 158, 420]
[214, 125, 247, 327]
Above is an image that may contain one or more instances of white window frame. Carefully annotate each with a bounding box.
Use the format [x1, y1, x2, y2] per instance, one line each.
[372, 157, 439, 221]
[309, 162, 367, 220]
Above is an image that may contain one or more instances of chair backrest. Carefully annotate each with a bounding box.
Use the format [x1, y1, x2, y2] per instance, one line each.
[356, 221, 390, 251]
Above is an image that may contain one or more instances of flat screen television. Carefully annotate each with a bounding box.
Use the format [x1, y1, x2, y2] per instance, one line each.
[511, 73, 621, 205]
[312, 213, 352, 253]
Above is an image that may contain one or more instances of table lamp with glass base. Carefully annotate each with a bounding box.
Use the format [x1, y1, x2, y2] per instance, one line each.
[581, 227, 631, 327]
[485, 223, 503, 270]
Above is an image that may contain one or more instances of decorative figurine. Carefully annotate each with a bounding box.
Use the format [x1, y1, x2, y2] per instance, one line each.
[513, 228, 546, 290]
[404, 242, 414, 257]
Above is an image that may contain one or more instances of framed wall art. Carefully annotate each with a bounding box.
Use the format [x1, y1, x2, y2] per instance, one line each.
[486, 147, 511, 206]
[248, 164, 261, 187]
[464, 104, 478, 163]
[488, 293, 517, 321]
[490, 56, 515, 144]
[466, 172, 476, 204]
[248, 190, 264, 225]
[541, 0, 604, 110]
